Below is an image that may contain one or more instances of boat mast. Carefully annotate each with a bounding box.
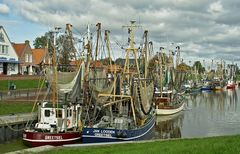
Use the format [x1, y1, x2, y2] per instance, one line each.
[104, 30, 112, 67]
[95, 23, 101, 61]
[176, 46, 180, 67]
[123, 21, 141, 81]
[85, 24, 92, 75]
[52, 27, 60, 107]
[159, 47, 164, 97]
[65, 23, 78, 67]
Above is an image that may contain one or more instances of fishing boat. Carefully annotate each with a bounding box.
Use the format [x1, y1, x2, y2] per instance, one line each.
[226, 78, 236, 89]
[187, 65, 202, 93]
[155, 91, 185, 115]
[82, 21, 155, 143]
[226, 64, 237, 89]
[201, 80, 213, 91]
[212, 60, 226, 91]
[212, 79, 225, 91]
[23, 25, 84, 147]
[154, 47, 185, 115]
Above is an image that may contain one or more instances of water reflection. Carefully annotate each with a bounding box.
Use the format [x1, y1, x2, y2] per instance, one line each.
[154, 112, 184, 139]
[188, 89, 238, 114]
[154, 88, 240, 139]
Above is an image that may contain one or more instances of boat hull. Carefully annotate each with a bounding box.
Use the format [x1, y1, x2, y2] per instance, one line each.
[201, 86, 212, 91]
[186, 87, 201, 93]
[82, 115, 155, 143]
[156, 102, 185, 115]
[226, 84, 236, 89]
[23, 131, 81, 147]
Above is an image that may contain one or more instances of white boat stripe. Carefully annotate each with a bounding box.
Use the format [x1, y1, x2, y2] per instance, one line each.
[23, 137, 81, 142]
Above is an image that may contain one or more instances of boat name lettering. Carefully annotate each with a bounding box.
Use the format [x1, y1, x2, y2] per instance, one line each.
[93, 129, 100, 133]
[44, 135, 63, 140]
[94, 133, 112, 137]
[100, 130, 115, 134]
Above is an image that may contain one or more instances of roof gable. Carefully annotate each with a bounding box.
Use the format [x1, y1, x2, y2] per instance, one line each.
[32, 48, 46, 65]
[12, 40, 32, 58]
[12, 43, 26, 57]
[0, 26, 18, 59]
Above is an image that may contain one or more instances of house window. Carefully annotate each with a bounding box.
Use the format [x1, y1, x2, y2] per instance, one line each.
[0, 45, 8, 54]
[0, 32, 4, 42]
[0, 63, 3, 72]
[25, 54, 28, 62]
[5, 46, 8, 54]
[29, 54, 32, 63]
[9, 64, 15, 71]
[2, 45, 4, 54]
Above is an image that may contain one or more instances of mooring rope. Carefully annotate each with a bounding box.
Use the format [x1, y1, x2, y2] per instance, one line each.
[0, 118, 28, 131]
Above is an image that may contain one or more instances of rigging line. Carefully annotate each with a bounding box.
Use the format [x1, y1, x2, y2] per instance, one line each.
[72, 26, 85, 37]
[110, 42, 116, 61]
[83, 88, 93, 126]
[25, 72, 47, 128]
[99, 32, 105, 60]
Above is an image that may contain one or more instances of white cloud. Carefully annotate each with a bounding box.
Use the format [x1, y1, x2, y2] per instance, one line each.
[3, 0, 240, 65]
[0, 3, 10, 14]
[208, 1, 223, 14]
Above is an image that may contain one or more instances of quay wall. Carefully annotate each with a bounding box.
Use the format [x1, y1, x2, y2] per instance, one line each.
[0, 113, 37, 143]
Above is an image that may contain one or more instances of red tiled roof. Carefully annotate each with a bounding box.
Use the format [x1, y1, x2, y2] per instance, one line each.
[12, 43, 26, 57]
[32, 48, 46, 65]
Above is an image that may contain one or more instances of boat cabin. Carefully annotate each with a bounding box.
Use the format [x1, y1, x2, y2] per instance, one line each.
[35, 102, 81, 133]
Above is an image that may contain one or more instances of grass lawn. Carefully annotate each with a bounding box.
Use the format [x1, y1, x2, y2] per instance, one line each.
[0, 79, 45, 91]
[0, 139, 28, 153]
[0, 101, 35, 115]
[43, 135, 240, 154]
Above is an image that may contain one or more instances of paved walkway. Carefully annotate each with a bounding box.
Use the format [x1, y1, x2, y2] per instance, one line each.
[6, 145, 55, 154]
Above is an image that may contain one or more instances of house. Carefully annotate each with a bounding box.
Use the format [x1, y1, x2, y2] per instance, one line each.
[0, 26, 19, 75]
[32, 48, 51, 74]
[12, 40, 33, 75]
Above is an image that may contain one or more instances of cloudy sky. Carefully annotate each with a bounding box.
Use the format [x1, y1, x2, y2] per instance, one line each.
[0, 0, 240, 67]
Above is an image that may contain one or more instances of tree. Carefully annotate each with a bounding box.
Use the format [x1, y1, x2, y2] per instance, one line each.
[33, 36, 48, 49]
[192, 61, 205, 74]
[176, 63, 191, 72]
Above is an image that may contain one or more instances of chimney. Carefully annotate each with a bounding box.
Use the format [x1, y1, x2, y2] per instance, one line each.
[25, 40, 30, 44]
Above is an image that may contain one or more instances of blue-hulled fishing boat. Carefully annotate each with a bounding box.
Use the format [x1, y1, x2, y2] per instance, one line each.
[82, 21, 155, 143]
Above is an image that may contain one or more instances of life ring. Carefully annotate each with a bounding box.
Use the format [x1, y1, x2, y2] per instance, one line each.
[67, 119, 71, 126]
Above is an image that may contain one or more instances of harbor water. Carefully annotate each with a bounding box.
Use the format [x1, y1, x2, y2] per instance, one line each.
[154, 88, 240, 139]
[2, 88, 240, 151]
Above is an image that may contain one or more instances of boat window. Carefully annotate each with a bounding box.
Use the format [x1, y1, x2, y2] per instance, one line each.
[67, 109, 72, 117]
[56, 109, 62, 118]
[45, 110, 50, 117]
